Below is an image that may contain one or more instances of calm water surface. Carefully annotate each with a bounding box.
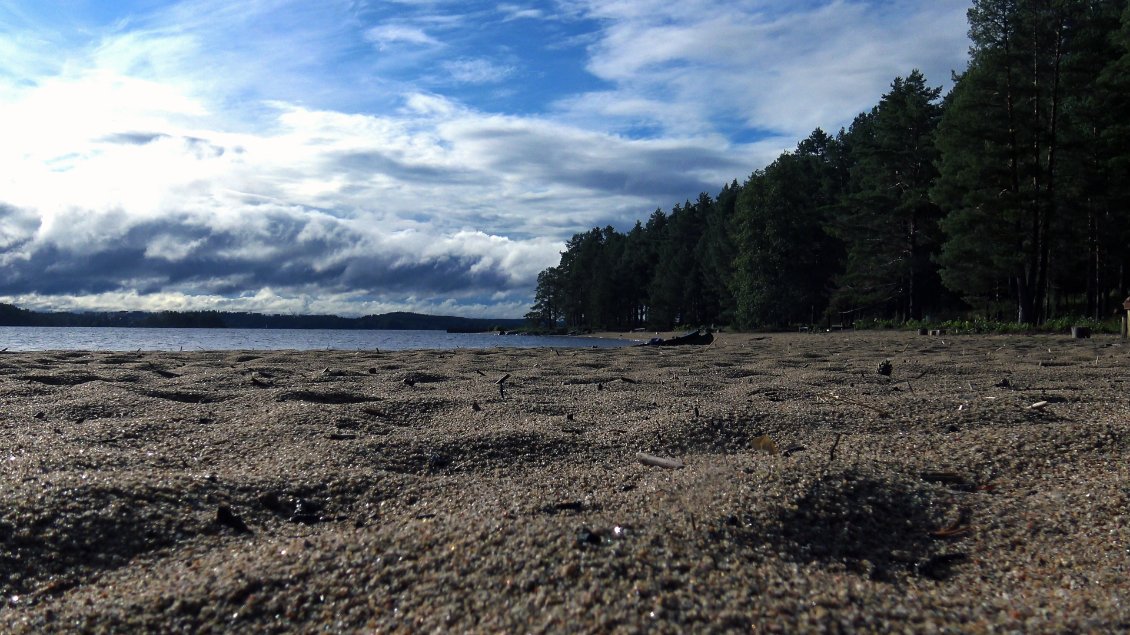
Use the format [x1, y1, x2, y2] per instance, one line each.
[0, 327, 638, 352]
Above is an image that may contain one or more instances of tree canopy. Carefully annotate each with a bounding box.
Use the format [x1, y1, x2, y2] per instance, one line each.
[529, 0, 1130, 330]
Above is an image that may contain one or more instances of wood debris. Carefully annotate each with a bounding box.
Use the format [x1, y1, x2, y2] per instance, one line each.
[636, 453, 683, 469]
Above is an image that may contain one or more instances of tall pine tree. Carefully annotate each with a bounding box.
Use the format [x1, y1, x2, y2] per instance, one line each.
[934, 0, 1097, 323]
[833, 71, 945, 321]
[731, 130, 844, 328]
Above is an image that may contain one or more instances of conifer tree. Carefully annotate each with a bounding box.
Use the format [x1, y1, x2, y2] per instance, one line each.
[934, 0, 1100, 323]
[833, 71, 945, 321]
[731, 130, 843, 328]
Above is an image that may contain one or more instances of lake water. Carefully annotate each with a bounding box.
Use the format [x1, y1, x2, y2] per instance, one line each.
[0, 326, 639, 352]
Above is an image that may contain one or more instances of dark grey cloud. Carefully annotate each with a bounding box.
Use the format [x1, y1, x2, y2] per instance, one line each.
[553, 162, 725, 201]
[331, 150, 471, 183]
[447, 121, 746, 201]
[99, 132, 228, 158]
[1, 103, 749, 316]
[100, 132, 172, 145]
[0, 203, 40, 252]
[339, 255, 512, 294]
[0, 205, 527, 305]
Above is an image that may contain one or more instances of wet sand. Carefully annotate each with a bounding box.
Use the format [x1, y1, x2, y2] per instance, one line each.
[1, 332, 1128, 633]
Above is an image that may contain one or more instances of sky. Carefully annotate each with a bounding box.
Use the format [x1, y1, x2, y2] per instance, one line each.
[0, 0, 972, 318]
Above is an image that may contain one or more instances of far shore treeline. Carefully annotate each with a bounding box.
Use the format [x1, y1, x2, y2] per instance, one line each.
[0, 303, 524, 332]
[527, 0, 1130, 331]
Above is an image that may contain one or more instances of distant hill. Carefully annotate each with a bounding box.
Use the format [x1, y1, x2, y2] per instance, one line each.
[0, 303, 524, 331]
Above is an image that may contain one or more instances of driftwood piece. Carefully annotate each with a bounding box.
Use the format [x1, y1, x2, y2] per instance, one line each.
[636, 453, 684, 469]
[635, 330, 714, 347]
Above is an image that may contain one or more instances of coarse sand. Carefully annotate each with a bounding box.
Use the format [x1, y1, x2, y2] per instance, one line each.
[1, 331, 1128, 633]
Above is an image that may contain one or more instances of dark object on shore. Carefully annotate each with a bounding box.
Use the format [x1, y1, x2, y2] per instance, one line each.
[1070, 326, 1091, 339]
[920, 471, 973, 489]
[915, 552, 968, 580]
[258, 492, 288, 514]
[291, 498, 324, 524]
[636, 329, 714, 347]
[576, 527, 604, 546]
[541, 501, 584, 515]
[877, 359, 893, 376]
[215, 505, 251, 534]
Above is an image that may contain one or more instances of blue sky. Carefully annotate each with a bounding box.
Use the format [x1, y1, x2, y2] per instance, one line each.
[0, 0, 971, 317]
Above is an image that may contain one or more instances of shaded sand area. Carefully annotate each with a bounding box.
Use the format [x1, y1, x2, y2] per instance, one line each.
[1, 332, 1128, 632]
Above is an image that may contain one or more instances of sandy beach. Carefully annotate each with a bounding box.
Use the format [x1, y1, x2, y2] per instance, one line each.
[1, 331, 1128, 633]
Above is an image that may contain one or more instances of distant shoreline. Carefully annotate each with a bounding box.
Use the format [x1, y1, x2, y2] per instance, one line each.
[0, 303, 525, 331]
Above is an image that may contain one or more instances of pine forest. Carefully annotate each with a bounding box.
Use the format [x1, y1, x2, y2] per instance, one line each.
[527, 0, 1130, 330]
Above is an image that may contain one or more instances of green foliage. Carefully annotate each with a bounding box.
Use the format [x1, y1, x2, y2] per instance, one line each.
[527, 188, 742, 331]
[933, 0, 1130, 324]
[731, 131, 844, 329]
[529, 0, 1130, 331]
[0, 302, 35, 326]
[832, 71, 947, 321]
[1039, 316, 1121, 334]
[853, 315, 1120, 334]
[697, 181, 741, 324]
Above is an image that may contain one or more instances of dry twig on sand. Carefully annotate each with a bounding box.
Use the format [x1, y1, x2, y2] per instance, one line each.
[637, 453, 684, 469]
[827, 433, 842, 464]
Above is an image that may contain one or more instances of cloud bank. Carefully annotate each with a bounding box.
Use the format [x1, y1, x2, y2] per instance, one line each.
[0, 0, 970, 317]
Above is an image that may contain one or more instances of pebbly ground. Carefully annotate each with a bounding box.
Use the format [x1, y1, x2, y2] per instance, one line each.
[0, 331, 1127, 633]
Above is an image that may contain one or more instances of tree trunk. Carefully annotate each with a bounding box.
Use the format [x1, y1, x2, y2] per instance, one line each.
[1035, 5, 1065, 325]
[907, 216, 919, 321]
[1088, 205, 1099, 319]
[1017, 274, 1036, 324]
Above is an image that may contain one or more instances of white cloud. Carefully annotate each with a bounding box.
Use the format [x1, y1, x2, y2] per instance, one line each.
[498, 4, 547, 21]
[365, 24, 441, 48]
[0, 0, 972, 317]
[559, 0, 969, 139]
[442, 58, 515, 84]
